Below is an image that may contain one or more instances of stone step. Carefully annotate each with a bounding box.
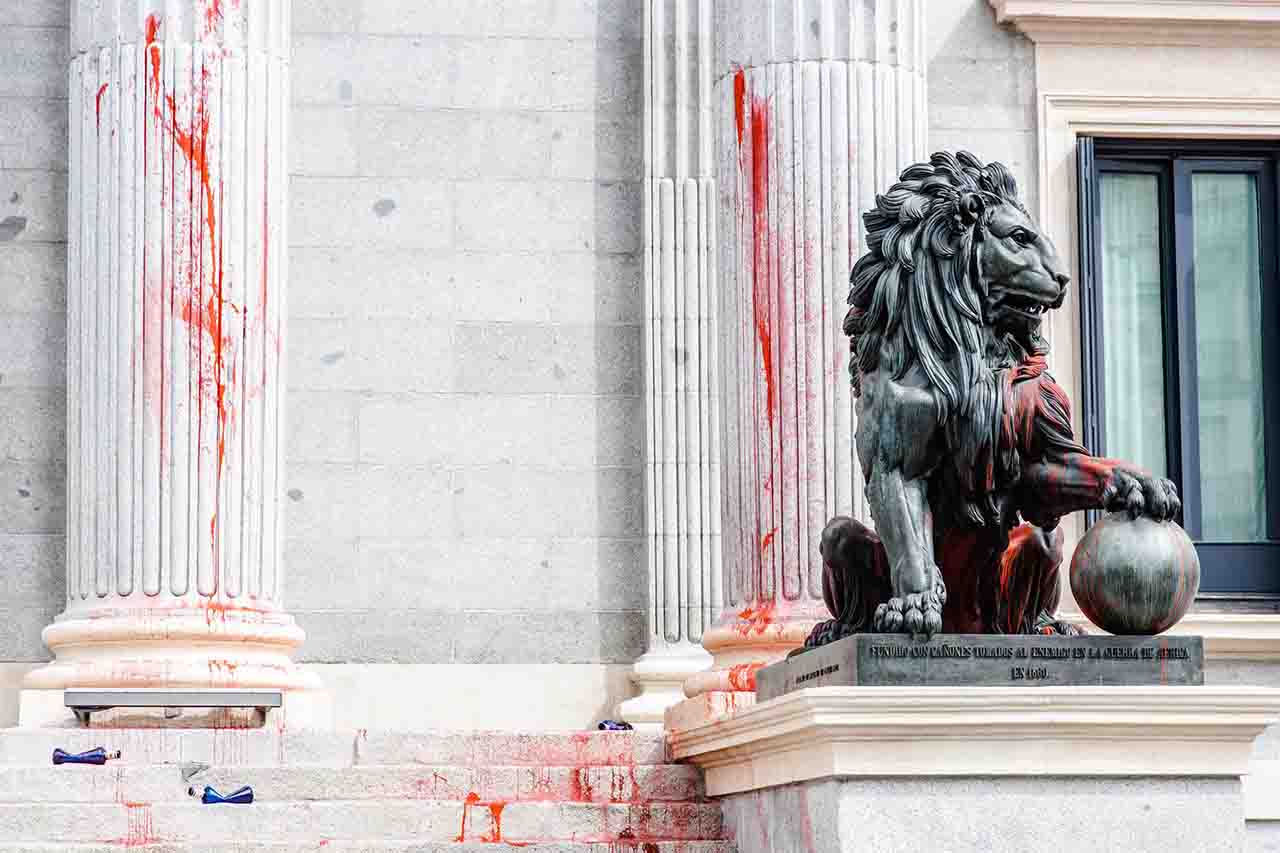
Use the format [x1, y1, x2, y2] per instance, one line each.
[0, 843, 736, 853]
[0, 763, 703, 804]
[0, 730, 669, 768]
[0, 800, 725, 844]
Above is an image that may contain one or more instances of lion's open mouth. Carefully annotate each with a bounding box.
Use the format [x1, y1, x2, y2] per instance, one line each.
[992, 292, 1053, 319]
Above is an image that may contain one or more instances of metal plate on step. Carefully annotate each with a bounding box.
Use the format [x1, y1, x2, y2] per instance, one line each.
[65, 688, 282, 724]
[755, 633, 1204, 701]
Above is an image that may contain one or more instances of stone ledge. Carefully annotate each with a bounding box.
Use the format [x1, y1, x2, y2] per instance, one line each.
[990, 0, 1280, 46]
[670, 685, 1280, 796]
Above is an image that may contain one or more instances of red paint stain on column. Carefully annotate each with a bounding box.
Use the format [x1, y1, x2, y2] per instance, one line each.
[727, 662, 765, 692]
[95, 83, 108, 128]
[734, 68, 782, 571]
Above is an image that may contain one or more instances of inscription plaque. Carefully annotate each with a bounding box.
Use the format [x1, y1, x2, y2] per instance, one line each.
[755, 633, 1204, 701]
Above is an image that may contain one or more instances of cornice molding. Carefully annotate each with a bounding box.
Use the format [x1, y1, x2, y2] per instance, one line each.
[989, 0, 1280, 46]
[671, 685, 1280, 795]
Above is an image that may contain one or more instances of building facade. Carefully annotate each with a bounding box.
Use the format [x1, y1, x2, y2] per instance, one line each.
[2, 0, 1279, 817]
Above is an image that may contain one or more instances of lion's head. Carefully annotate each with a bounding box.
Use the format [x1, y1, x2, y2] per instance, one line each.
[845, 151, 1069, 423]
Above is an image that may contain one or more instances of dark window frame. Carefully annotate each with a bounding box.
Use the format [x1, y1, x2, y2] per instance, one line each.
[1077, 137, 1280, 598]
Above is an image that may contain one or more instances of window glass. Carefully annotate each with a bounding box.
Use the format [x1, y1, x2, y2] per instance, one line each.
[1191, 172, 1268, 541]
[1099, 172, 1167, 477]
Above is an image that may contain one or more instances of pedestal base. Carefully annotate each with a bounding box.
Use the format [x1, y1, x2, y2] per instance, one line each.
[721, 776, 1244, 853]
[669, 684, 1280, 852]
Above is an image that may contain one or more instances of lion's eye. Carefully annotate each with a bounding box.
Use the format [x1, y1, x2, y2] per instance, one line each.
[1011, 229, 1036, 247]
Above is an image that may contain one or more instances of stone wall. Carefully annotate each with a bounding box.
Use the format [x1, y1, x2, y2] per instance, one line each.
[0, 0, 1039, 711]
[0, 2, 71, 665]
[928, 0, 1038, 212]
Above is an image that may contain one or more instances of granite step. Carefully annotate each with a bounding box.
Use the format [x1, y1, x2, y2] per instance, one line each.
[0, 763, 704, 803]
[0, 800, 726, 844]
[0, 729, 669, 768]
[0, 843, 736, 853]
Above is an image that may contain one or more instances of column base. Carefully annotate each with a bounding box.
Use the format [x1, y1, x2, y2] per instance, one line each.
[22, 602, 321, 694]
[615, 643, 712, 731]
[682, 604, 823, 697]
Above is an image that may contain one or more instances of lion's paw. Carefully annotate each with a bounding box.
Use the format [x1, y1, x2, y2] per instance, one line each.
[873, 590, 944, 638]
[1032, 610, 1085, 636]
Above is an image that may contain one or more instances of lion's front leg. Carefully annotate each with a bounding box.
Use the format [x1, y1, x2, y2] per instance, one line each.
[857, 368, 946, 638]
[1019, 453, 1181, 526]
[867, 466, 946, 637]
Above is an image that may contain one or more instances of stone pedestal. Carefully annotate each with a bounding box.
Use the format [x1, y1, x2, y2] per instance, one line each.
[22, 0, 317, 715]
[694, 0, 929, 697]
[671, 685, 1280, 852]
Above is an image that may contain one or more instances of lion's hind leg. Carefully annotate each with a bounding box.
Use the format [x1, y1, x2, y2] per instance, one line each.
[802, 516, 894, 649]
[991, 523, 1082, 635]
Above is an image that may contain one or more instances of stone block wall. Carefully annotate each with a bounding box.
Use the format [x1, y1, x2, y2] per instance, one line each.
[0, 1, 71, 666]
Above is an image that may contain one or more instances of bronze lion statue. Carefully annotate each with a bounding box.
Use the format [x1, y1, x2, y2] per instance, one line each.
[807, 151, 1181, 646]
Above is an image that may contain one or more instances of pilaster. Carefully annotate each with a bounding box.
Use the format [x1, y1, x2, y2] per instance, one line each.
[619, 0, 722, 730]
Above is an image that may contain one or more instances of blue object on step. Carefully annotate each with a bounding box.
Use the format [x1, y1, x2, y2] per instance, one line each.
[596, 720, 633, 731]
[52, 747, 120, 765]
[197, 785, 254, 805]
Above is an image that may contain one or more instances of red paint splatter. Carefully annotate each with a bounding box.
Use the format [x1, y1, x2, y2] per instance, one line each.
[95, 83, 108, 127]
[727, 662, 765, 692]
[203, 0, 224, 36]
[481, 802, 506, 843]
[734, 600, 779, 636]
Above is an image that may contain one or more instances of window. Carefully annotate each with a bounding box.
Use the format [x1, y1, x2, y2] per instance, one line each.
[1077, 138, 1280, 597]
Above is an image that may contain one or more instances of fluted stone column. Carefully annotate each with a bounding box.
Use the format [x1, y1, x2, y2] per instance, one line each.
[685, 0, 927, 697]
[618, 0, 724, 730]
[22, 0, 317, 707]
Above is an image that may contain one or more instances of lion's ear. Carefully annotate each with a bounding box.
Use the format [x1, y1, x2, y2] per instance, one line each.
[957, 192, 985, 225]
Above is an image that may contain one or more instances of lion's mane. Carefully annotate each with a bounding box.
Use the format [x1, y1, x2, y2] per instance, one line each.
[845, 150, 1028, 421]
[845, 151, 1033, 525]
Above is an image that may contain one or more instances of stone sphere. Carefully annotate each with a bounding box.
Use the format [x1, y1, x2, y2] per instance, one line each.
[1069, 513, 1200, 635]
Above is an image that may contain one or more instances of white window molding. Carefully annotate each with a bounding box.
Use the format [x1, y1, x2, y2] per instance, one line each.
[1039, 92, 1280, 661]
[990, 0, 1280, 46]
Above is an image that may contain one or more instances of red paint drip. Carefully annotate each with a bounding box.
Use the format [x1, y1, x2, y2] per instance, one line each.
[95, 83, 108, 127]
[733, 68, 746, 146]
[145, 15, 162, 110]
[203, 0, 224, 36]
[734, 71, 781, 566]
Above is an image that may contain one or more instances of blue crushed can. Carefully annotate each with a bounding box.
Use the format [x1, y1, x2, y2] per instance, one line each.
[52, 747, 120, 765]
[191, 785, 254, 804]
[596, 720, 633, 731]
